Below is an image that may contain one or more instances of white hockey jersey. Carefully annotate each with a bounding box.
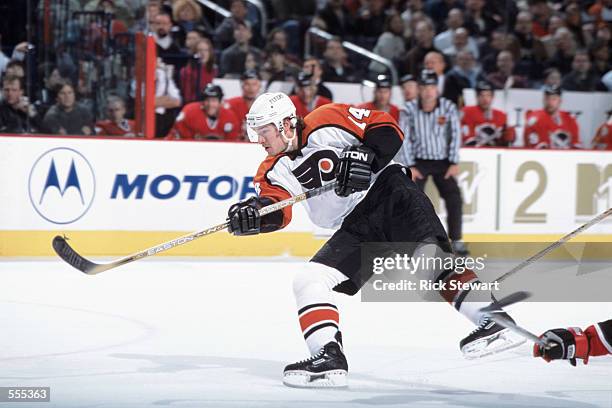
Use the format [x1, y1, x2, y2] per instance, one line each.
[253, 103, 403, 230]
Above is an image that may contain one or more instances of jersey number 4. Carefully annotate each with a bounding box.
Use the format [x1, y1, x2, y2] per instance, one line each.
[348, 107, 371, 130]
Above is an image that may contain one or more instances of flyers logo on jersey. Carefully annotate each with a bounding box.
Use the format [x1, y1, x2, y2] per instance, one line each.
[291, 150, 339, 189]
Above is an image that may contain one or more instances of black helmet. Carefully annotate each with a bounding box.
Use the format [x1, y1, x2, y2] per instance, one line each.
[202, 83, 224, 100]
[475, 81, 494, 94]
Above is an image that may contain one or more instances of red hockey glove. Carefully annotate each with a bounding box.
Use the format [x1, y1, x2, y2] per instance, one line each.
[533, 327, 590, 366]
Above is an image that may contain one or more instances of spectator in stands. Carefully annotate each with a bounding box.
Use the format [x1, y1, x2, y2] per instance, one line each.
[400, 73, 418, 103]
[313, 0, 354, 38]
[524, 85, 581, 149]
[0, 35, 10, 76]
[443, 50, 480, 106]
[479, 30, 509, 74]
[369, 12, 405, 74]
[243, 51, 260, 73]
[41, 80, 94, 135]
[166, 83, 241, 140]
[592, 111, 612, 149]
[95, 95, 137, 137]
[266, 27, 300, 66]
[358, 74, 400, 122]
[434, 9, 470, 53]
[94, 0, 129, 38]
[540, 14, 565, 58]
[542, 67, 562, 89]
[321, 38, 357, 84]
[589, 40, 611, 78]
[442, 28, 479, 62]
[423, 51, 447, 95]
[302, 56, 333, 100]
[214, 0, 250, 50]
[4, 60, 25, 81]
[564, 2, 588, 47]
[398, 20, 437, 76]
[154, 58, 182, 137]
[354, 0, 387, 47]
[588, 0, 612, 26]
[561, 50, 607, 92]
[219, 22, 262, 78]
[289, 72, 332, 118]
[508, 11, 547, 81]
[401, 0, 426, 39]
[463, 0, 496, 40]
[425, 0, 464, 32]
[261, 44, 300, 83]
[183, 29, 206, 56]
[0, 75, 40, 133]
[180, 38, 217, 104]
[172, 0, 212, 46]
[461, 81, 515, 147]
[225, 69, 261, 140]
[37, 64, 65, 115]
[485, 50, 529, 89]
[153, 12, 184, 68]
[528, 0, 553, 38]
[132, 0, 161, 33]
[549, 27, 576, 76]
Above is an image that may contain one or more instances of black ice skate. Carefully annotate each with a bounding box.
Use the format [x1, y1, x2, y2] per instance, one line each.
[283, 340, 348, 388]
[460, 313, 526, 359]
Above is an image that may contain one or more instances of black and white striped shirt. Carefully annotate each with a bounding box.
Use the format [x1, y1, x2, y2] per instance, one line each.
[395, 97, 461, 166]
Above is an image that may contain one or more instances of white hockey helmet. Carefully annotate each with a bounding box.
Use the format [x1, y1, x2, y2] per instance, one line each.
[245, 92, 297, 144]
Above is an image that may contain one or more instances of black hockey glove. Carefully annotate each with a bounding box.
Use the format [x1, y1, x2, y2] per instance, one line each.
[227, 198, 261, 236]
[335, 145, 375, 197]
[533, 327, 590, 366]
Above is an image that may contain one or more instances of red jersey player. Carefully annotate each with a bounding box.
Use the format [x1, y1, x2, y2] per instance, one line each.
[95, 96, 137, 137]
[358, 74, 400, 123]
[224, 69, 262, 141]
[225, 92, 524, 388]
[289, 71, 331, 118]
[166, 83, 240, 141]
[592, 111, 612, 150]
[534, 319, 612, 365]
[524, 85, 581, 149]
[461, 81, 515, 147]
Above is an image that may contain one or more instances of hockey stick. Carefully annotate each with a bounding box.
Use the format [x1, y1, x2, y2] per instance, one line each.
[53, 181, 339, 275]
[478, 292, 556, 350]
[494, 206, 612, 283]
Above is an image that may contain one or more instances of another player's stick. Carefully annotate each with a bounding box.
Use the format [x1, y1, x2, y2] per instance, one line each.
[479, 292, 555, 350]
[53, 181, 339, 275]
[494, 206, 612, 283]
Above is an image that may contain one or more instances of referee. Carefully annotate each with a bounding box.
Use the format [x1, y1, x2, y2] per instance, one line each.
[395, 69, 468, 256]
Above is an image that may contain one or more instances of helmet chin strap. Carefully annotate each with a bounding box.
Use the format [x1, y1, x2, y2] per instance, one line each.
[280, 122, 297, 153]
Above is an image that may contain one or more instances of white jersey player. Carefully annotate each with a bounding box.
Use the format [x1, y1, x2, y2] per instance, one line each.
[226, 93, 524, 388]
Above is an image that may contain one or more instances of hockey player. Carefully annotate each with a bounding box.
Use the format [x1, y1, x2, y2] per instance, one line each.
[534, 319, 612, 365]
[166, 83, 241, 141]
[592, 111, 612, 150]
[289, 72, 332, 118]
[358, 74, 400, 122]
[224, 69, 262, 140]
[523, 85, 582, 149]
[461, 81, 515, 147]
[226, 92, 524, 388]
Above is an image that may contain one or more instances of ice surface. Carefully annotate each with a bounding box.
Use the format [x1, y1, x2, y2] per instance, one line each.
[0, 259, 611, 408]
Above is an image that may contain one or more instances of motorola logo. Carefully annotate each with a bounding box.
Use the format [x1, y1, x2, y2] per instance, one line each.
[28, 147, 96, 224]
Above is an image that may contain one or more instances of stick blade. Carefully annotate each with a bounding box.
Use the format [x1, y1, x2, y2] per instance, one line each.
[52, 235, 101, 274]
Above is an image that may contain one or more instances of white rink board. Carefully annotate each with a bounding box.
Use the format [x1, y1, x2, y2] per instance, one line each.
[1, 135, 611, 235]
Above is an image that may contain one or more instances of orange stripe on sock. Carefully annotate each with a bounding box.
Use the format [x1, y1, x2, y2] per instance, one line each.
[440, 269, 478, 304]
[299, 308, 339, 332]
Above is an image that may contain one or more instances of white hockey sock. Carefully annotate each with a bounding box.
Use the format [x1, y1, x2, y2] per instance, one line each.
[293, 262, 348, 355]
[438, 268, 494, 325]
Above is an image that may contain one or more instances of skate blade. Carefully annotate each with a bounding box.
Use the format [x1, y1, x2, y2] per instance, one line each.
[461, 328, 526, 360]
[283, 369, 348, 388]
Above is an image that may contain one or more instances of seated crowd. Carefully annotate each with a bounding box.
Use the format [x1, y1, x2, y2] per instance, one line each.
[0, 0, 610, 148]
